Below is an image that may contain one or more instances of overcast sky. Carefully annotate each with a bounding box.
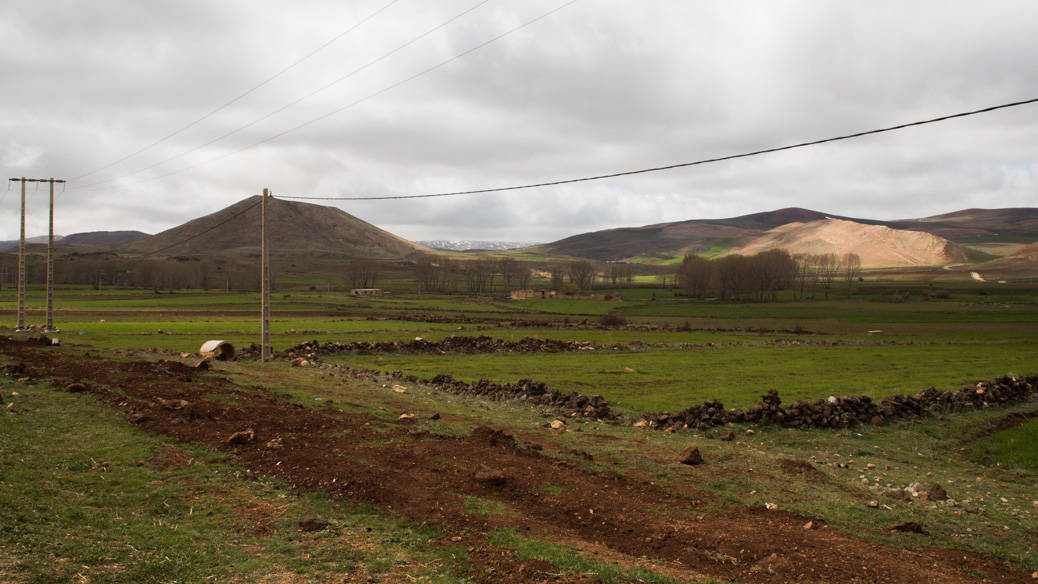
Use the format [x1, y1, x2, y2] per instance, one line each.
[2, 1, 1035, 243]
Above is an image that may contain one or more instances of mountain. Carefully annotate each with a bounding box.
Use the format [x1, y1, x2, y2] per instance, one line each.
[0, 235, 63, 252]
[973, 240, 1038, 275]
[726, 219, 969, 268]
[62, 230, 150, 247]
[419, 240, 539, 251]
[126, 196, 430, 258]
[535, 207, 1038, 263]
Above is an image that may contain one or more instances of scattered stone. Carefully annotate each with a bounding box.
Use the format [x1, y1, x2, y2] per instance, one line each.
[803, 521, 815, 530]
[429, 412, 441, 420]
[398, 413, 415, 421]
[290, 357, 308, 367]
[720, 429, 734, 441]
[155, 397, 190, 410]
[128, 412, 149, 424]
[633, 420, 648, 428]
[474, 466, 507, 486]
[265, 437, 283, 449]
[64, 382, 87, 393]
[866, 500, 879, 509]
[6, 402, 17, 412]
[392, 384, 407, 393]
[887, 489, 909, 501]
[549, 419, 566, 430]
[226, 429, 255, 444]
[679, 446, 703, 466]
[765, 502, 778, 510]
[928, 483, 949, 501]
[297, 519, 330, 533]
[889, 522, 927, 534]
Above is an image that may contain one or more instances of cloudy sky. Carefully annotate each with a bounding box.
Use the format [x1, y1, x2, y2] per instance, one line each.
[2, 1, 1035, 243]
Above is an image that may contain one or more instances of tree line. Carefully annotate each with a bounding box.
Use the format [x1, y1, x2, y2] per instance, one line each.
[676, 250, 862, 301]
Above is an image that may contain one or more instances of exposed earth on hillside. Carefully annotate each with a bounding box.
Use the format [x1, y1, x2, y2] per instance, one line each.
[727, 219, 969, 268]
[2, 337, 1031, 583]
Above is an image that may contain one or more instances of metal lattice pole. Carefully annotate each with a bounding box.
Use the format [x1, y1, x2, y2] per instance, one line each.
[46, 179, 56, 331]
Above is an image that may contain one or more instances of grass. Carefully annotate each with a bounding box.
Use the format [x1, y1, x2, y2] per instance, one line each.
[328, 341, 1038, 412]
[0, 373, 466, 583]
[969, 418, 1038, 470]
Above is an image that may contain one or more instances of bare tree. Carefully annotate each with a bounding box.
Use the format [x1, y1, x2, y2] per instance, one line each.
[815, 253, 840, 298]
[677, 255, 712, 298]
[550, 264, 566, 291]
[346, 258, 379, 289]
[567, 260, 596, 293]
[842, 252, 862, 295]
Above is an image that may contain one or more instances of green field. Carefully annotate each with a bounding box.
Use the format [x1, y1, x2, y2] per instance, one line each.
[2, 283, 1036, 414]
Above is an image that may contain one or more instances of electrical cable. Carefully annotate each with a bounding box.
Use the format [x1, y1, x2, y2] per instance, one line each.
[273, 96, 1038, 201]
[73, 0, 496, 191]
[139, 197, 262, 256]
[69, 0, 579, 192]
[69, 0, 405, 182]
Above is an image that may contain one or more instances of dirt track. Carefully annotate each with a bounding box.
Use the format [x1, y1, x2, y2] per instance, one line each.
[2, 337, 1030, 583]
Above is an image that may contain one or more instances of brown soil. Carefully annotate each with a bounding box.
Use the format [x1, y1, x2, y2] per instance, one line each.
[3, 337, 1031, 583]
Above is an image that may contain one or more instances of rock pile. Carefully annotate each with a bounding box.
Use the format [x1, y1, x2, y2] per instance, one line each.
[420, 374, 615, 420]
[641, 375, 1038, 431]
[251, 336, 605, 359]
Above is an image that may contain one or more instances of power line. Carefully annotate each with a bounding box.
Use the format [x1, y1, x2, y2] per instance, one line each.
[274, 96, 1038, 201]
[139, 197, 262, 257]
[73, 0, 496, 192]
[69, 0, 405, 182]
[70, 0, 579, 192]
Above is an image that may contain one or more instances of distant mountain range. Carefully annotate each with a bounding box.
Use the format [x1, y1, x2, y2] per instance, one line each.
[533, 207, 1038, 265]
[3, 199, 1035, 274]
[418, 240, 539, 251]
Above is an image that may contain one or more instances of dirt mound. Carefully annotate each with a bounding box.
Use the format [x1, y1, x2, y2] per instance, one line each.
[1, 336, 1031, 583]
[727, 218, 969, 267]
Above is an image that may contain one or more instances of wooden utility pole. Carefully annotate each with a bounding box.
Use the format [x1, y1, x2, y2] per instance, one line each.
[261, 189, 271, 361]
[9, 176, 65, 331]
[9, 177, 28, 330]
[46, 178, 64, 332]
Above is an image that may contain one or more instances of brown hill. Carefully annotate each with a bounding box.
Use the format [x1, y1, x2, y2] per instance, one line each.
[725, 219, 969, 268]
[127, 196, 429, 258]
[63, 230, 150, 247]
[973, 240, 1038, 275]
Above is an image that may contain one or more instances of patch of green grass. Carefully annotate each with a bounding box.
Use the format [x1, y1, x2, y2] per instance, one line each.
[969, 418, 1038, 470]
[461, 495, 514, 517]
[0, 375, 467, 583]
[488, 528, 707, 584]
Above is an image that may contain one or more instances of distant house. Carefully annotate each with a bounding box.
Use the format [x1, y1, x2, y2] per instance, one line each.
[509, 289, 557, 300]
[350, 288, 383, 297]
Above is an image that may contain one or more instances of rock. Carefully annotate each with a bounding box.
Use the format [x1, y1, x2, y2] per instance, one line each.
[474, 467, 507, 486]
[429, 412, 441, 420]
[633, 420, 648, 428]
[290, 357, 308, 367]
[678, 446, 703, 465]
[64, 382, 87, 393]
[128, 412, 149, 424]
[887, 489, 909, 501]
[226, 429, 255, 444]
[155, 397, 190, 410]
[392, 384, 407, 393]
[889, 521, 927, 534]
[195, 359, 210, 370]
[265, 437, 283, 449]
[765, 502, 778, 510]
[398, 413, 415, 420]
[803, 521, 815, 530]
[549, 419, 566, 430]
[720, 429, 734, 441]
[866, 500, 879, 508]
[6, 402, 16, 412]
[928, 483, 948, 501]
